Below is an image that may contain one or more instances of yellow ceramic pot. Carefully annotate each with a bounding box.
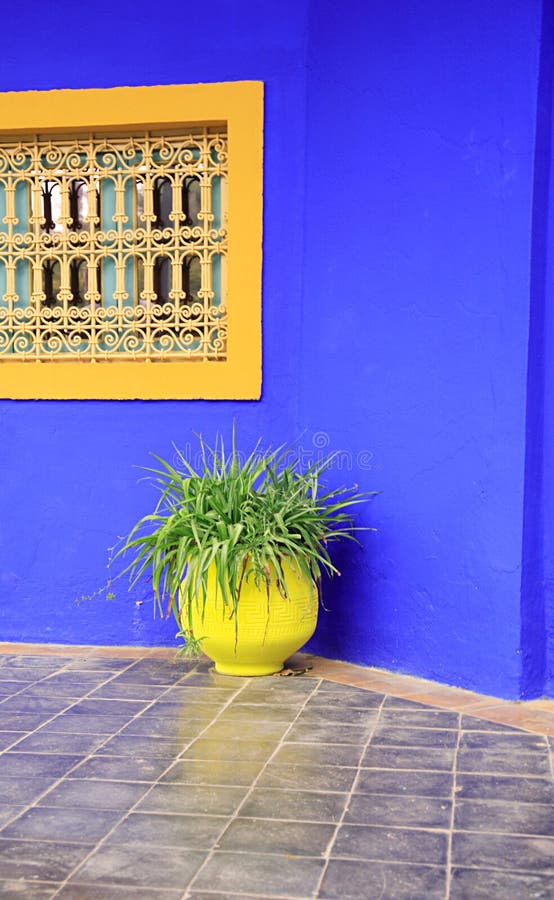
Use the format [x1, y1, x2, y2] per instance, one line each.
[188, 560, 318, 676]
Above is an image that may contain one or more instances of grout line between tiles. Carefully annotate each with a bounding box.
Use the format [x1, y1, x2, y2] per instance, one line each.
[312, 691, 387, 899]
[444, 712, 462, 900]
[0, 656, 146, 829]
[182, 676, 324, 897]
[5, 645, 554, 735]
[49, 669, 252, 897]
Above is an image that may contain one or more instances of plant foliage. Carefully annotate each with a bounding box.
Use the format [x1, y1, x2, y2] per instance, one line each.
[116, 433, 374, 651]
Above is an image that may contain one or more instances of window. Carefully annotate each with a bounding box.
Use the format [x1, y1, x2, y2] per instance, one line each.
[0, 82, 263, 398]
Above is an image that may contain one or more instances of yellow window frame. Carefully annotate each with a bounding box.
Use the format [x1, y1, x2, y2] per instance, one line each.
[0, 81, 263, 399]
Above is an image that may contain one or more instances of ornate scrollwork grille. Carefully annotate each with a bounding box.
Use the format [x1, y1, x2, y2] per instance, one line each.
[0, 128, 227, 361]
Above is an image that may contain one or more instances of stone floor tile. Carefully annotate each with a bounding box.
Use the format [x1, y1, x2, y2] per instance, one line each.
[454, 798, 554, 836]
[62, 658, 133, 671]
[178, 671, 246, 688]
[87, 682, 167, 701]
[1, 806, 123, 842]
[0, 733, 24, 752]
[241, 678, 317, 706]
[105, 671, 184, 687]
[67, 699, 150, 717]
[355, 768, 453, 797]
[0, 713, 60, 732]
[140, 700, 226, 719]
[319, 859, 446, 899]
[452, 831, 554, 872]
[0, 647, 552, 899]
[238, 787, 348, 822]
[456, 748, 551, 776]
[345, 793, 452, 829]
[190, 850, 325, 897]
[273, 741, 364, 767]
[70, 755, 170, 782]
[117, 715, 205, 740]
[0, 668, 61, 682]
[135, 783, 247, 816]
[331, 823, 448, 864]
[182, 738, 276, 762]
[215, 703, 300, 724]
[40, 674, 110, 689]
[296, 706, 378, 726]
[455, 773, 554, 804]
[0, 881, 58, 898]
[0, 839, 93, 881]
[285, 721, 373, 745]
[380, 708, 460, 729]
[70, 843, 207, 888]
[257, 762, 357, 793]
[37, 779, 151, 810]
[38, 714, 132, 735]
[0, 696, 72, 715]
[0, 654, 71, 667]
[19, 683, 103, 700]
[188, 894, 291, 900]
[0, 753, 83, 779]
[57, 886, 183, 898]
[370, 725, 458, 748]
[0, 807, 23, 828]
[199, 721, 290, 742]
[164, 685, 242, 704]
[217, 816, 336, 856]
[460, 714, 530, 733]
[0, 776, 57, 805]
[0, 684, 22, 697]
[361, 745, 455, 771]
[450, 866, 554, 898]
[308, 688, 384, 709]
[97, 734, 187, 758]
[9, 731, 107, 755]
[160, 758, 265, 786]
[459, 731, 548, 751]
[109, 811, 226, 848]
[383, 696, 446, 710]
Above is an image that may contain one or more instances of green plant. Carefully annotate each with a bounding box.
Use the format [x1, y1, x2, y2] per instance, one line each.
[116, 433, 374, 653]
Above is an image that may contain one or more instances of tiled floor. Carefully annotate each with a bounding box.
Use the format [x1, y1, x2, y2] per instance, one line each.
[0, 648, 552, 898]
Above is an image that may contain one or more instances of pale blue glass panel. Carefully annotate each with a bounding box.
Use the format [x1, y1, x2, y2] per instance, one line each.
[14, 259, 29, 309]
[123, 177, 134, 230]
[101, 179, 116, 231]
[211, 176, 221, 231]
[0, 260, 6, 302]
[124, 256, 135, 308]
[14, 182, 29, 236]
[102, 257, 116, 306]
[101, 180, 116, 307]
[0, 184, 7, 234]
[212, 253, 221, 306]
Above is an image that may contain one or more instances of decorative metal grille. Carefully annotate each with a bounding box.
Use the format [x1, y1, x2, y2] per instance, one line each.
[0, 128, 227, 361]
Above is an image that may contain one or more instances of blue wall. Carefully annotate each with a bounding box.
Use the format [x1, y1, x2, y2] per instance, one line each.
[301, 0, 543, 701]
[0, 0, 550, 699]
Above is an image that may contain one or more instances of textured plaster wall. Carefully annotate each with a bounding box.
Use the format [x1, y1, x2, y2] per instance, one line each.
[523, 0, 554, 698]
[0, 0, 550, 698]
[301, 0, 544, 698]
[0, 0, 311, 645]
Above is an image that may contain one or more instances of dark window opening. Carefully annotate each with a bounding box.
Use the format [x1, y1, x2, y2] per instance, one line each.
[42, 259, 60, 306]
[69, 258, 87, 306]
[41, 181, 57, 233]
[153, 255, 171, 304]
[182, 176, 201, 228]
[153, 177, 173, 230]
[69, 180, 86, 230]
